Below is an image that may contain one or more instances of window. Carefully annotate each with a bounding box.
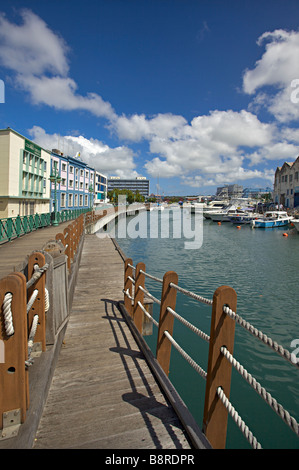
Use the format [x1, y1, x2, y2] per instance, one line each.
[290, 174, 293, 183]
[79, 194, 83, 206]
[69, 179, 74, 188]
[23, 151, 28, 164]
[74, 194, 78, 206]
[285, 175, 288, 182]
[44, 161, 47, 172]
[61, 178, 66, 187]
[68, 194, 73, 207]
[80, 169, 84, 177]
[22, 172, 27, 190]
[61, 193, 66, 207]
[80, 182, 83, 189]
[69, 166, 74, 174]
[295, 171, 298, 181]
[85, 195, 88, 206]
[62, 163, 66, 171]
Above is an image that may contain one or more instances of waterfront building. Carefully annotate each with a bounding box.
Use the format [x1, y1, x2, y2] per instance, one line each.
[216, 184, 243, 199]
[50, 150, 94, 211]
[108, 176, 150, 197]
[274, 156, 299, 209]
[94, 171, 108, 207]
[0, 128, 51, 218]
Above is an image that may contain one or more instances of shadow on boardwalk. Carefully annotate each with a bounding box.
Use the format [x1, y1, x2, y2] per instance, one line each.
[102, 298, 190, 449]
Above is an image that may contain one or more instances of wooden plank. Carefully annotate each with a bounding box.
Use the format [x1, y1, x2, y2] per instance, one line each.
[33, 235, 193, 449]
[0, 222, 71, 280]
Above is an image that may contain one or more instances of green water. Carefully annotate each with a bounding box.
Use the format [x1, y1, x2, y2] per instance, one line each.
[114, 210, 299, 449]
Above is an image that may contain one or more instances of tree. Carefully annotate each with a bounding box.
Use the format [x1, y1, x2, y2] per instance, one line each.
[107, 188, 145, 204]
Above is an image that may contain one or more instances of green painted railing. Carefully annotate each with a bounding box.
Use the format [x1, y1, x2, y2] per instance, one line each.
[0, 208, 89, 244]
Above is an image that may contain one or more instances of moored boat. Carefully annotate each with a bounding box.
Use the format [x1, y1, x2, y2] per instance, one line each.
[229, 211, 260, 224]
[251, 211, 293, 228]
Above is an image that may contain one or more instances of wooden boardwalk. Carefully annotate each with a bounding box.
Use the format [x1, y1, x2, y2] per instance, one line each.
[33, 234, 192, 449]
[0, 222, 71, 279]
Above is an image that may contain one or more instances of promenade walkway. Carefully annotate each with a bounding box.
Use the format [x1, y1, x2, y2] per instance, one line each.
[0, 222, 70, 279]
[32, 234, 192, 449]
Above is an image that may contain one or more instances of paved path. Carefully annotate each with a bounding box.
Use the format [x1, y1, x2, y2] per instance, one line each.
[33, 234, 192, 449]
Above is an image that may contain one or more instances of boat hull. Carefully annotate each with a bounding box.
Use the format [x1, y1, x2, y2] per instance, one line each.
[252, 218, 292, 228]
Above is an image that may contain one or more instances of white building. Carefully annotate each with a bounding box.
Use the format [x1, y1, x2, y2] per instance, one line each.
[273, 156, 299, 209]
[0, 128, 51, 218]
[94, 171, 108, 207]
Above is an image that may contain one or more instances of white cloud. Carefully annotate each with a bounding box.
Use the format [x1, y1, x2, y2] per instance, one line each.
[0, 10, 116, 120]
[112, 113, 187, 142]
[243, 29, 299, 122]
[29, 126, 138, 178]
[18, 75, 115, 119]
[0, 9, 69, 76]
[144, 109, 279, 184]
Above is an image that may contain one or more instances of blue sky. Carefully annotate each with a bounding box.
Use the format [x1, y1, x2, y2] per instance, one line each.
[1, 0, 299, 196]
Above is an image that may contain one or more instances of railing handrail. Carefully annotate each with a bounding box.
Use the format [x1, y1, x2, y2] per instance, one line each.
[124, 260, 299, 449]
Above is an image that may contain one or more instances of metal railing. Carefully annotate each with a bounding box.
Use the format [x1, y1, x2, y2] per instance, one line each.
[0, 208, 89, 244]
[124, 259, 299, 449]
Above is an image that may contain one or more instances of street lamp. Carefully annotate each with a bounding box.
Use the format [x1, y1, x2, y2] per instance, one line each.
[49, 166, 62, 226]
[88, 184, 94, 211]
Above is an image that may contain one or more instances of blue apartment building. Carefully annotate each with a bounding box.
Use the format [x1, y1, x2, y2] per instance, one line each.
[50, 150, 94, 212]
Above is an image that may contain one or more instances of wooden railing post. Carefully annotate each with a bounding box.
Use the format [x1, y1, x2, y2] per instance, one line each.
[156, 271, 178, 376]
[27, 252, 46, 353]
[0, 273, 28, 434]
[124, 258, 133, 316]
[63, 227, 71, 271]
[203, 285, 237, 449]
[133, 262, 146, 334]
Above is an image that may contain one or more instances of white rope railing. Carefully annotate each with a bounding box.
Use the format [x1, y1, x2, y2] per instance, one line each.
[26, 289, 38, 314]
[3, 292, 14, 336]
[166, 306, 210, 343]
[26, 263, 49, 289]
[220, 346, 299, 437]
[217, 387, 262, 449]
[137, 300, 159, 327]
[164, 330, 207, 379]
[45, 287, 49, 313]
[123, 288, 134, 300]
[169, 282, 213, 306]
[139, 285, 161, 305]
[26, 314, 39, 368]
[140, 269, 163, 284]
[223, 306, 298, 369]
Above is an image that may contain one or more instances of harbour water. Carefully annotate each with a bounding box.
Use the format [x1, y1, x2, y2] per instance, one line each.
[114, 208, 299, 449]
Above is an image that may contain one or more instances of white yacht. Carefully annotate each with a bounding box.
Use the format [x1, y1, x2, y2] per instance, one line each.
[209, 199, 256, 223]
[202, 200, 229, 219]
